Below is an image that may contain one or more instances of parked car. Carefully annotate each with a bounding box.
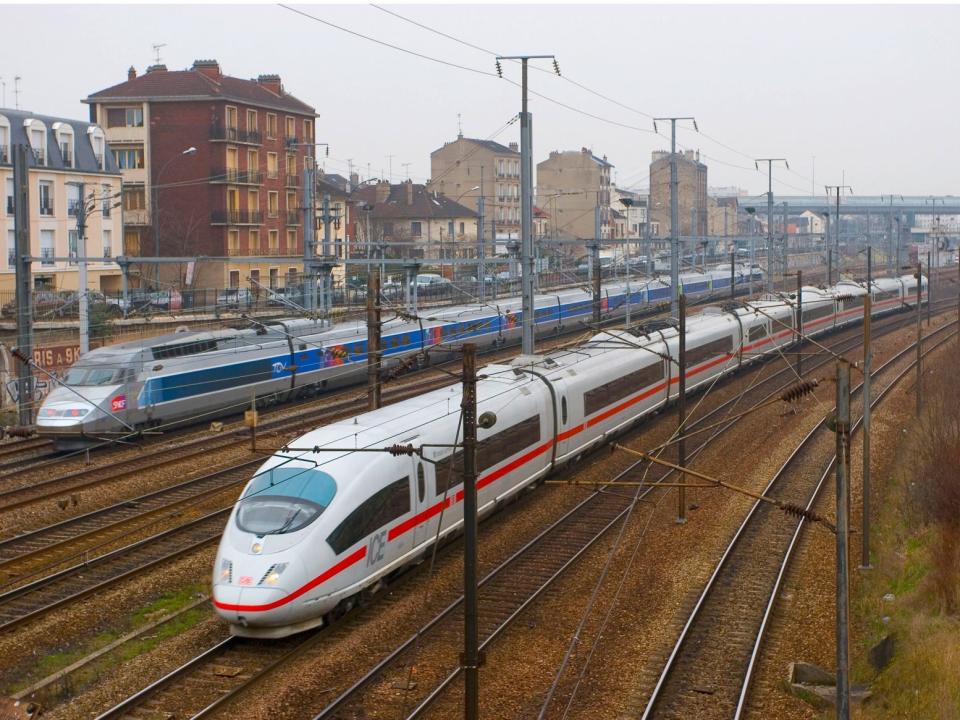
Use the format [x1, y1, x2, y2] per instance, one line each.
[216, 288, 253, 309]
[147, 289, 183, 311]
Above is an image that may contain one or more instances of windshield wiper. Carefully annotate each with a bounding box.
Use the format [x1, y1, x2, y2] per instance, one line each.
[276, 506, 303, 534]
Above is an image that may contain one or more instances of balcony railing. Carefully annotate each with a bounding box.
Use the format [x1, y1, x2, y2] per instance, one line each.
[211, 168, 264, 185]
[68, 201, 81, 217]
[32, 148, 46, 166]
[267, 208, 279, 219]
[267, 169, 279, 180]
[226, 245, 296, 257]
[39, 203, 53, 217]
[286, 210, 300, 225]
[40, 248, 55, 266]
[285, 135, 299, 146]
[285, 174, 300, 187]
[124, 208, 150, 225]
[211, 209, 263, 225]
[209, 125, 262, 144]
[0, 145, 8, 164]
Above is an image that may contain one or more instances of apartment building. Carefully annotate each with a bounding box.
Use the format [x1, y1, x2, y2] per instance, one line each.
[351, 181, 477, 269]
[0, 108, 123, 294]
[649, 149, 708, 240]
[428, 134, 520, 241]
[536, 148, 614, 253]
[85, 60, 317, 289]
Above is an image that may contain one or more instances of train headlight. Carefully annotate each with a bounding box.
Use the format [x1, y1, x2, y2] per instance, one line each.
[259, 562, 288, 586]
[219, 559, 233, 583]
[251, 540, 263, 554]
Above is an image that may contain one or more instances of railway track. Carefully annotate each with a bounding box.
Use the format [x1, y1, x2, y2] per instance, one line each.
[89, 299, 951, 720]
[640, 319, 957, 720]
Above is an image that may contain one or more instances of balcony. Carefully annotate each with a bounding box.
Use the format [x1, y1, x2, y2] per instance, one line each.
[285, 136, 299, 147]
[210, 209, 263, 225]
[285, 174, 300, 187]
[227, 245, 295, 257]
[211, 168, 264, 185]
[209, 125, 262, 144]
[40, 248, 55, 266]
[286, 210, 300, 225]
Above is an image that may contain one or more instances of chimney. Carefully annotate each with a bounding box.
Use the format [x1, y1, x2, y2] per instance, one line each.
[405, 180, 414, 206]
[257, 74, 283, 95]
[375, 181, 391, 205]
[192, 59, 221, 81]
[582, 147, 591, 155]
[509, 142, 518, 152]
[145, 64, 167, 74]
[127, 66, 137, 81]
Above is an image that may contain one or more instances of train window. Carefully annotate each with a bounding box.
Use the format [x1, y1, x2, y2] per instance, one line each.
[435, 450, 463, 495]
[151, 339, 219, 360]
[237, 466, 337, 536]
[417, 464, 425, 503]
[561, 397, 568, 425]
[583, 362, 663, 416]
[803, 303, 834, 323]
[326, 477, 410, 555]
[748, 324, 768, 342]
[686, 337, 732, 367]
[434, 415, 542, 492]
[64, 366, 124, 386]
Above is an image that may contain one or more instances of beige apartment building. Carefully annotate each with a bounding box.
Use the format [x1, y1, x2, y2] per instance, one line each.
[428, 134, 520, 243]
[649, 149, 708, 240]
[536, 148, 614, 253]
[0, 109, 123, 295]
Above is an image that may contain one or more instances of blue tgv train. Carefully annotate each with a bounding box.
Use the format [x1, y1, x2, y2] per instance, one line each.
[36, 266, 761, 449]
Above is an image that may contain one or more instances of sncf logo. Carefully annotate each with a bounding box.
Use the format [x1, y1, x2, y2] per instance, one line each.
[111, 395, 127, 412]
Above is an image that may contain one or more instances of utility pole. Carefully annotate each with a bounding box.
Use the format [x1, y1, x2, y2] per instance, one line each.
[756, 158, 789, 293]
[366, 267, 381, 410]
[795, 270, 803, 376]
[677, 293, 687, 524]
[782, 201, 789, 280]
[70, 182, 90, 355]
[835, 359, 852, 720]
[729, 250, 735, 301]
[302, 156, 317, 314]
[915, 261, 922, 417]
[591, 240, 601, 326]
[654, 116, 697, 318]
[320, 191, 336, 325]
[496, 53, 559, 356]
[861, 248, 872, 569]
[13, 144, 33, 426]
[478, 166, 486, 302]
[825, 185, 852, 281]
[927, 250, 932, 327]
[460, 343, 480, 720]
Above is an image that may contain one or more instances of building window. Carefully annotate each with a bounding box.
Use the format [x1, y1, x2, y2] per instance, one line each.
[267, 152, 278, 179]
[285, 116, 296, 142]
[248, 190, 260, 213]
[269, 267, 278, 287]
[460, 222, 465, 235]
[286, 191, 297, 211]
[68, 230, 78, 264]
[67, 183, 81, 216]
[123, 186, 146, 211]
[250, 268, 260, 286]
[304, 119, 313, 144]
[448, 221, 454, 237]
[40, 229, 55, 266]
[226, 106, 238, 130]
[497, 159, 505, 177]
[38, 181, 53, 216]
[286, 229, 297, 252]
[249, 229, 260, 254]
[112, 147, 144, 169]
[102, 184, 112, 218]
[246, 109, 257, 133]
[269, 229, 279, 253]
[227, 188, 240, 212]
[124, 230, 140, 256]
[102, 228, 112, 258]
[106, 107, 143, 128]
[247, 149, 259, 174]
[411, 221, 422, 237]
[268, 191, 279, 218]
[228, 230, 240, 255]
[226, 147, 238, 170]
[286, 153, 296, 177]
[230, 269, 240, 288]
[5, 178, 13, 216]
[7, 229, 14, 268]
[266, 113, 277, 139]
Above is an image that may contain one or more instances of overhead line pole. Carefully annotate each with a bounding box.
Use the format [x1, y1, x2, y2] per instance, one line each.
[13, 144, 33, 426]
[654, 115, 697, 318]
[755, 158, 789, 293]
[861, 247, 872, 569]
[825, 184, 853, 281]
[835, 359, 853, 720]
[496, 53, 559, 356]
[461, 343, 480, 720]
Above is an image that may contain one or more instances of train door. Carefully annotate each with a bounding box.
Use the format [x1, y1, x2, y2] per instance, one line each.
[410, 457, 431, 554]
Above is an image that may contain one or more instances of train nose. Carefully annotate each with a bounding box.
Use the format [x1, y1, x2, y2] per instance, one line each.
[212, 584, 288, 623]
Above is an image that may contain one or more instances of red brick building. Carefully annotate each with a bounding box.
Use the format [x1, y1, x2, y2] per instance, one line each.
[85, 60, 317, 289]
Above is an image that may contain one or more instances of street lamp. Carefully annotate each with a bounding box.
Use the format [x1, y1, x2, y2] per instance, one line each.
[152, 146, 197, 288]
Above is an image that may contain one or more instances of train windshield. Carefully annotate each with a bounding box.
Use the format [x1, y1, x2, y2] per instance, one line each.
[236, 466, 337, 536]
[63, 366, 125, 386]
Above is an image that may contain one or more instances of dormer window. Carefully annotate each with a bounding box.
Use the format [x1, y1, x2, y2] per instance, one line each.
[53, 122, 75, 169]
[0, 115, 9, 164]
[24, 118, 47, 166]
[87, 126, 106, 170]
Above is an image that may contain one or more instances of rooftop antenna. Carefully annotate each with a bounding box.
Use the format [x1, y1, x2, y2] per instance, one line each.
[13, 76, 21, 110]
[457, 112, 463, 139]
[151, 43, 166, 65]
[402, 162, 411, 180]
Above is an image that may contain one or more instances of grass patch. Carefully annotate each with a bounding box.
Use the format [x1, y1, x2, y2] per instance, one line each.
[2, 583, 209, 700]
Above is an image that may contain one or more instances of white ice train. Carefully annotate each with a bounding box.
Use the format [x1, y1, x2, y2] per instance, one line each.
[213, 275, 926, 638]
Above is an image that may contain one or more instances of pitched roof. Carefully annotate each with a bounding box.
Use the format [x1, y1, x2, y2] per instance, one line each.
[461, 137, 519, 156]
[85, 67, 315, 116]
[0, 107, 120, 175]
[352, 182, 477, 221]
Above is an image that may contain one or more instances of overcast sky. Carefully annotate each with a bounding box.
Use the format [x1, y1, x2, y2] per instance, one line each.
[3, 3, 959, 198]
